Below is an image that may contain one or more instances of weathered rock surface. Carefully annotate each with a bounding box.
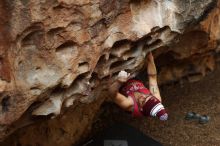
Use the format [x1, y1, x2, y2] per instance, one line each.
[0, 0, 219, 145]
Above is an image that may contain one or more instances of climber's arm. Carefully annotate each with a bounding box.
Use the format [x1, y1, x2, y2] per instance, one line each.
[147, 52, 162, 102]
[109, 81, 133, 111]
[108, 72, 133, 111]
[113, 92, 133, 111]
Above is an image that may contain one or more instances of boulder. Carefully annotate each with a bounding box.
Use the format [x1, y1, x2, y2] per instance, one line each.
[0, 0, 219, 145]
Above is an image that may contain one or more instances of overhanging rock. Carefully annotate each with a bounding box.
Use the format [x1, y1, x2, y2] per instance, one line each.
[0, 0, 219, 145]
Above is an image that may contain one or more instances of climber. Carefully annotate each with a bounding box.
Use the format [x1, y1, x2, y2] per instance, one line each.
[109, 52, 168, 121]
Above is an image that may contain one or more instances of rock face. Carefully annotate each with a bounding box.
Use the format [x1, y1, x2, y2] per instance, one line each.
[0, 0, 219, 145]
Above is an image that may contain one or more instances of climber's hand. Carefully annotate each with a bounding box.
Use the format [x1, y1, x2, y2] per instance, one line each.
[108, 71, 130, 98]
[117, 70, 130, 82]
